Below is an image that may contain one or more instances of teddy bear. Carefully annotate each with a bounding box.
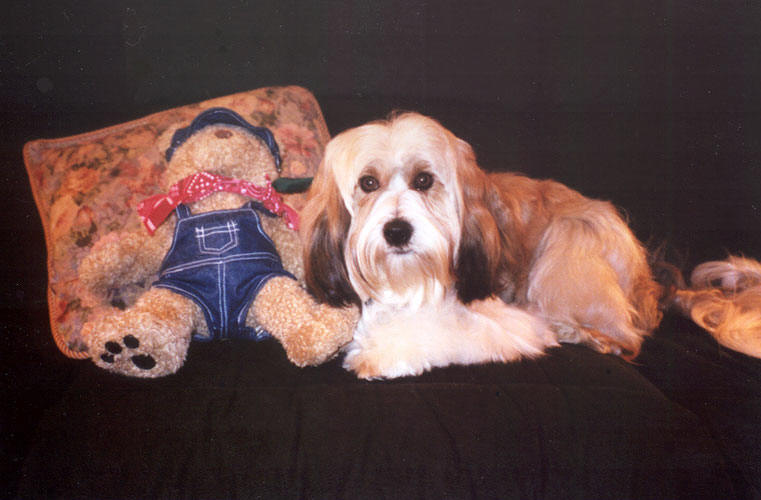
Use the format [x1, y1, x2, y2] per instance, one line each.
[78, 107, 358, 377]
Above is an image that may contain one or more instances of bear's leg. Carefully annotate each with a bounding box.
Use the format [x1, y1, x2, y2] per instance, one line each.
[82, 288, 198, 377]
[250, 276, 359, 366]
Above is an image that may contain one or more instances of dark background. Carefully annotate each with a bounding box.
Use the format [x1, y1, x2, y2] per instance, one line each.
[2, 1, 761, 497]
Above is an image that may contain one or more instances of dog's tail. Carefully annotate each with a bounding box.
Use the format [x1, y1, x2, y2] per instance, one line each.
[660, 256, 761, 358]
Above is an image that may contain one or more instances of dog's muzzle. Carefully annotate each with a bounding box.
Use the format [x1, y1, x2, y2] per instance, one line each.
[383, 218, 413, 248]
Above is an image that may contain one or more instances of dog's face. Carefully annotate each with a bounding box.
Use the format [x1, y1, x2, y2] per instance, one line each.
[301, 112, 513, 309]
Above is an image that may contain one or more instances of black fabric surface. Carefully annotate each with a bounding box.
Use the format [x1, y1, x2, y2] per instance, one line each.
[3, 2, 761, 498]
[637, 315, 761, 498]
[16, 339, 740, 499]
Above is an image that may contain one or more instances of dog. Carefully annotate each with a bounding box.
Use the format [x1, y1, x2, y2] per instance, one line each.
[300, 111, 761, 379]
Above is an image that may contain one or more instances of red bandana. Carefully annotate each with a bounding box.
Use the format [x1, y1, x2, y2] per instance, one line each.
[137, 172, 299, 235]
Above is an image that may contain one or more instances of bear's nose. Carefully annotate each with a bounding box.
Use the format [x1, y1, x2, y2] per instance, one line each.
[383, 218, 413, 247]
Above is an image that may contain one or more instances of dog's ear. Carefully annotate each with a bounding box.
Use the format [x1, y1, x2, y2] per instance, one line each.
[300, 160, 361, 307]
[453, 140, 519, 303]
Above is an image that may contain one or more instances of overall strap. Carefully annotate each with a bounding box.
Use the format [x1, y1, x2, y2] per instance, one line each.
[175, 204, 191, 219]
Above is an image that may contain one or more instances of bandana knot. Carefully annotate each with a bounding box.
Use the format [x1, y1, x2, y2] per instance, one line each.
[137, 172, 299, 235]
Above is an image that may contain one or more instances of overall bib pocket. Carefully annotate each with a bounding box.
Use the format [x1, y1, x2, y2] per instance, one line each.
[195, 221, 239, 255]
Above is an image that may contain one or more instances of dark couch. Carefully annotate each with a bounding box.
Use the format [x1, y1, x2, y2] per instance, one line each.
[3, 2, 761, 498]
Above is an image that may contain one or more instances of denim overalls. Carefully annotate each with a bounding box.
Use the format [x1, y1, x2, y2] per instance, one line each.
[153, 202, 294, 341]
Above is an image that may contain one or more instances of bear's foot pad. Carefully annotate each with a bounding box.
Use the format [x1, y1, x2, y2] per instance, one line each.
[97, 335, 158, 372]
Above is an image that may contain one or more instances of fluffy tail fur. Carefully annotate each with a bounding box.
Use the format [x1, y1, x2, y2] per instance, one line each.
[671, 256, 761, 358]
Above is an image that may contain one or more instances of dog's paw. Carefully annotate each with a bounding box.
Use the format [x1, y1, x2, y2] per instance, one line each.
[342, 342, 429, 380]
[551, 322, 623, 356]
[83, 313, 190, 378]
[342, 349, 385, 380]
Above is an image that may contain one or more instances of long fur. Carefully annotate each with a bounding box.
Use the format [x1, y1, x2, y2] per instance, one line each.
[301, 112, 761, 378]
[674, 256, 761, 358]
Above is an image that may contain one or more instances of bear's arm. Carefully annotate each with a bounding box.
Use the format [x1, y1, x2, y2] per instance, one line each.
[78, 219, 175, 294]
[260, 216, 305, 281]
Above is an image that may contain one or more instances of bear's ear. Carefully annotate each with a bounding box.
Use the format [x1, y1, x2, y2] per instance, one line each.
[300, 160, 359, 307]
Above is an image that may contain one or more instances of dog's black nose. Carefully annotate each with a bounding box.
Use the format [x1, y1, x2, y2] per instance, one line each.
[383, 218, 413, 247]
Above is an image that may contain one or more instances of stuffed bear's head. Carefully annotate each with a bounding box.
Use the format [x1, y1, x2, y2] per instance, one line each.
[162, 123, 280, 189]
[161, 108, 282, 190]
[135, 108, 298, 234]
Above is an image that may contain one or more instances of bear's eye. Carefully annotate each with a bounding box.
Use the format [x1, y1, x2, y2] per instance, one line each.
[412, 172, 434, 191]
[359, 175, 380, 193]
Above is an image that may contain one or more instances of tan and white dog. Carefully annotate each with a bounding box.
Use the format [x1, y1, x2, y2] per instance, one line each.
[300, 112, 761, 379]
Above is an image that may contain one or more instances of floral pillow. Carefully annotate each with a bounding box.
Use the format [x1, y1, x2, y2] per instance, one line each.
[23, 86, 329, 359]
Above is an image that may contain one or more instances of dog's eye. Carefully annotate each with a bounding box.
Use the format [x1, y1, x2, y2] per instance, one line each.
[412, 172, 434, 191]
[359, 175, 380, 193]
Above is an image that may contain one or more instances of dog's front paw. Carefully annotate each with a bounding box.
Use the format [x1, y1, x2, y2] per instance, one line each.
[342, 342, 429, 380]
[342, 347, 385, 380]
[83, 312, 190, 378]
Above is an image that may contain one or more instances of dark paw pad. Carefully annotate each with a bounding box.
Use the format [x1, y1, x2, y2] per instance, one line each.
[105, 341, 123, 354]
[131, 354, 156, 370]
[100, 353, 115, 363]
[123, 335, 140, 349]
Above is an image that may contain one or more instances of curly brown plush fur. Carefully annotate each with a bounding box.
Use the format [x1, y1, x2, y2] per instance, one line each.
[78, 122, 357, 377]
